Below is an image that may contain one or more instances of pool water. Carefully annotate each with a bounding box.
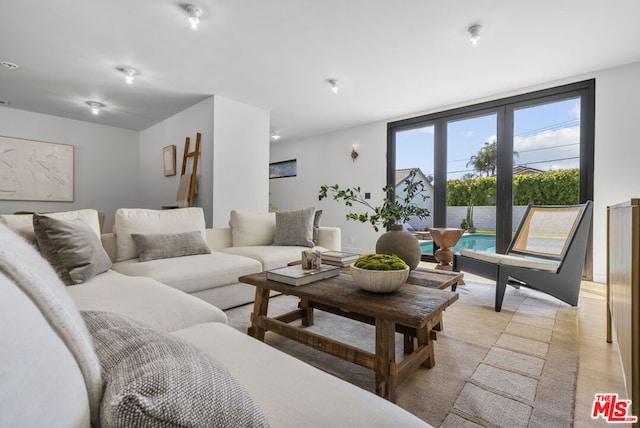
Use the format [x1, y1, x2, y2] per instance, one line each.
[420, 234, 496, 255]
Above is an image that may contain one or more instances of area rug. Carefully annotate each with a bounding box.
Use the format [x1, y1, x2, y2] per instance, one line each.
[225, 280, 579, 427]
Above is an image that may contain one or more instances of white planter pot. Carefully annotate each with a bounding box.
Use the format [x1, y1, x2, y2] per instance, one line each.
[350, 265, 409, 293]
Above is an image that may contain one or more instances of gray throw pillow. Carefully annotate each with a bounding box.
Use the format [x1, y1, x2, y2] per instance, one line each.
[131, 231, 211, 262]
[81, 311, 271, 428]
[33, 213, 112, 285]
[273, 207, 315, 248]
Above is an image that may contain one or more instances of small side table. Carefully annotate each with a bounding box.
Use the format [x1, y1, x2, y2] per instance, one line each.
[428, 228, 464, 271]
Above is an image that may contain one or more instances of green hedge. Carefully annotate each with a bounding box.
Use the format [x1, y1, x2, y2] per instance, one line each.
[447, 169, 579, 206]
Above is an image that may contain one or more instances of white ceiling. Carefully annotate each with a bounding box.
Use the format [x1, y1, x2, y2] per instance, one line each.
[1, 1, 639, 142]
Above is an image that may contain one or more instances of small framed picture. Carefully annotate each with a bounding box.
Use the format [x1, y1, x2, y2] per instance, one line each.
[163, 145, 176, 176]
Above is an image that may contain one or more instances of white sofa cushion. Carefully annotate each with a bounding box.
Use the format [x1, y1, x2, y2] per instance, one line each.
[1, 209, 102, 245]
[458, 249, 559, 272]
[114, 207, 206, 262]
[221, 245, 329, 271]
[111, 251, 263, 294]
[1, 271, 91, 428]
[68, 270, 228, 332]
[172, 322, 429, 428]
[0, 224, 102, 427]
[229, 210, 275, 247]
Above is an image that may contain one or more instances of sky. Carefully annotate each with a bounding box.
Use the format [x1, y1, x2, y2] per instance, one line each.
[396, 97, 581, 180]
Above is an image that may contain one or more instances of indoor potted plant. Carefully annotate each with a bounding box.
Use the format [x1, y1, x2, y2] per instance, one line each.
[350, 254, 409, 293]
[319, 169, 430, 269]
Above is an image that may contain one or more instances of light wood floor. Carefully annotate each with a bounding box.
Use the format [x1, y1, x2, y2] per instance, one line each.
[574, 281, 630, 427]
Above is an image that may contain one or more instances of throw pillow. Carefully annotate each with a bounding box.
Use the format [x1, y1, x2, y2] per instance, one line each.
[313, 209, 322, 245]
[131, 231, 211, 262]
[229, 210, 276, 247]
[81, 311, 271, 428]
[114, 207, 207, 262]
[273, 207, 315, 247]
[33, 213, 112, 285]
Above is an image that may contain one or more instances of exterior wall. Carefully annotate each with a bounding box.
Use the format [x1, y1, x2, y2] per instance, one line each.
[446, 206, 528, 231]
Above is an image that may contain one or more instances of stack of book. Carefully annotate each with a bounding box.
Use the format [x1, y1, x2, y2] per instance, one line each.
[266, 264, 340, 286]
[321, 251, 359, 267]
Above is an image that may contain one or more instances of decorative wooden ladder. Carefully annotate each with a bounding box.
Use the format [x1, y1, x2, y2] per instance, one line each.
[177, 132, 201, 208]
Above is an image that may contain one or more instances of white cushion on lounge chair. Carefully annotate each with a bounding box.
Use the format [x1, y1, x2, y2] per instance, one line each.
[459, 249, 559, 272]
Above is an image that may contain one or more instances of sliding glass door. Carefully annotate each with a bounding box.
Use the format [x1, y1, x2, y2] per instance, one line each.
[388, 80, 594, 272]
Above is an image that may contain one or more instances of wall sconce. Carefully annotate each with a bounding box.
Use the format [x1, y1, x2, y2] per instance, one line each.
[351, 145, 359, 161]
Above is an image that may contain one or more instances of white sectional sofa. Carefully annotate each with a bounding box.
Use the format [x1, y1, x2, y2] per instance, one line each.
[3, 207, 341, 310]
[0, 210, 430, 427]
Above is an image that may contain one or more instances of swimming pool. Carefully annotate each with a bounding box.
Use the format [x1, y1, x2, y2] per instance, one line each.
[420, 234, 496, 255]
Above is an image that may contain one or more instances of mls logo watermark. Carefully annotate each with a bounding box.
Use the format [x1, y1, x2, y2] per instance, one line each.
[592, 394, 637, 423]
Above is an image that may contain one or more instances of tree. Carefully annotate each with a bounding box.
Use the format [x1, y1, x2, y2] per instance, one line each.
[467, 140, 497, 177]
[466, 139, 518, 177]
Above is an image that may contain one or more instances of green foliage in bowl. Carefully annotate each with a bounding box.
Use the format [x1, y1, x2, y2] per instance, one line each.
[353, 254, 408, 271]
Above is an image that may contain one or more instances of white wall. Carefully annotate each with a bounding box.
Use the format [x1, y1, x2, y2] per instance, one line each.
[270, 122, 388, 254]
[591, 61, 640, 282]
[212, 96, 270, 227]
[270, 61, 640, 283]
[139, 97, 215, 226]
[0, 108, 140, 231]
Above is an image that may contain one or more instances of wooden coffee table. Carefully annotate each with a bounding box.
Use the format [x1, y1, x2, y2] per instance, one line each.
[239, 271, 459, 402]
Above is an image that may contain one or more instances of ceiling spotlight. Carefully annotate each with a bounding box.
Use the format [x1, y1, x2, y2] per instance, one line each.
[185, 4, 202, 31]
[468, 24, 482, 47]
[328, 79, 340, 94]
[271, 132, 281, 141]
[118, 67, 139, 84]
[0, 61, 19, 70]
[86, 101, 106, 115]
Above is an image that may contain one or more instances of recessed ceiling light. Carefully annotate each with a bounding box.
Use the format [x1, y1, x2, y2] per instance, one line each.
[1, 61, 19, 70]
[328, 79, 340, 94]
[468, 24, 482, 47]
[184, 4, 203, 31]
[271, 132, 281, 141]
[85, 101, 106, 115]
[117, 66, 139, 84]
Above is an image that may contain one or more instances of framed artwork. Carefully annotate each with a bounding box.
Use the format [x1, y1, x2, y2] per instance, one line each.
[0, 135, 74, 201]
[269, 159, 297, 179]
[163, 145, 176, 176]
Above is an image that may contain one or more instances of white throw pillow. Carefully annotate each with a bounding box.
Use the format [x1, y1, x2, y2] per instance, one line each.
[229, 210, 276, 247]
[114, 208, 207, 262]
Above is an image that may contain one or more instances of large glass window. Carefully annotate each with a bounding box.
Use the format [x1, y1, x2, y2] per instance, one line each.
[387, 80, 594, 276]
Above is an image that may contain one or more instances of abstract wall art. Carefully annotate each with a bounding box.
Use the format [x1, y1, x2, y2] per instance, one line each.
[0, 136, 74, 201]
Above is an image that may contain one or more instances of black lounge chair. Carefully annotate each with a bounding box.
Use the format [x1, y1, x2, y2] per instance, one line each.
[453, 201, 593, 312]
